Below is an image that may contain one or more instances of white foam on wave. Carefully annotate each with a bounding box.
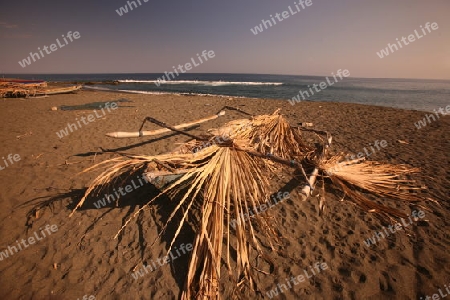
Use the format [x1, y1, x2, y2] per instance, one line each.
[117, 89, 251, 99]
[117, 89, 177, 95]
[83, 86, 170, 95]
[83, 86, 251, 99]
[118, 79, 283, 86]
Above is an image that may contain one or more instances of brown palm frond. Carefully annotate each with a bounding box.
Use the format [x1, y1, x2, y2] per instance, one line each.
[71, 139, 282, 300]
[209, 109, 313, 161]
[69, 156, 149, 216]
[176, 145, 279, 299]
[319, 155, 424, 218]
[68, 108, 431, 300]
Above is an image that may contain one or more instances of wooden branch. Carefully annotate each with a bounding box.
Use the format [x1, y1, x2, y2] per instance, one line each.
[106, 111, 225, 138]
[300, 167, 319, 201]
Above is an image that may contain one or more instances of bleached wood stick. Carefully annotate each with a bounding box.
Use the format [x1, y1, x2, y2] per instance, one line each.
[298, 131, 332, 200]
[106, 111, 226, 138]
[300, 167, 319, 201]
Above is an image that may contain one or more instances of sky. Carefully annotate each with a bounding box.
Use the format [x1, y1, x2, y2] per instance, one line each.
[0, 0, 449, 79]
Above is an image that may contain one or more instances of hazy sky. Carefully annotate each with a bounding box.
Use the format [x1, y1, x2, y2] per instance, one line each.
[1, 0, 449, 79]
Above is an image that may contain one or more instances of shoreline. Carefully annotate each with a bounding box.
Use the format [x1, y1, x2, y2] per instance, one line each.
[1, 75, 448, 112]
[79, 86, 450, 114]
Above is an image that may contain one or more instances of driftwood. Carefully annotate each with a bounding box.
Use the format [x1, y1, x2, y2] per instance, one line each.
[106, 111, 226, 138]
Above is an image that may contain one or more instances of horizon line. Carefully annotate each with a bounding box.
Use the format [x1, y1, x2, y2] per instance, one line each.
[1, 72, 449, 81]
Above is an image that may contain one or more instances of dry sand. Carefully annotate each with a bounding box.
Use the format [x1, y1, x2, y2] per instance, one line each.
[0, 90, 448, 300]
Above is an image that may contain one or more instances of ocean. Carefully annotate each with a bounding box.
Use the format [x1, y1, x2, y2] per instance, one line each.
[4, 73, 450, 112]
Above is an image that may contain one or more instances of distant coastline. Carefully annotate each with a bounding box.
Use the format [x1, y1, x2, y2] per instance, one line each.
[2, 73, 449, 112]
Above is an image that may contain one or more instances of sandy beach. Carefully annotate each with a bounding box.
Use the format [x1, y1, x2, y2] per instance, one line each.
[0, 90, 449, 300]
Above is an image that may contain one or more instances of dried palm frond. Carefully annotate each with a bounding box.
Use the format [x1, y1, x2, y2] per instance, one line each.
[173, 144, 279, 299]
[319, 154, 424, 219]
[68, 108, 430, 300]
[218, 109, 312, 160]
[71, 138, 282, 299]
[70, 155, 156, 216]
